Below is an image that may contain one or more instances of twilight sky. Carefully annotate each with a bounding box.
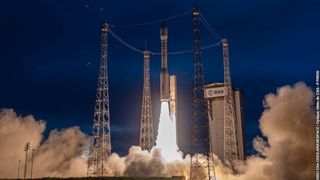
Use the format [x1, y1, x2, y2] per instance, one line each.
[0, 0, 319, 155]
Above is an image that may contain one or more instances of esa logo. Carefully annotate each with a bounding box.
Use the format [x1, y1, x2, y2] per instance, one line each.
[208, 89, 224, 96]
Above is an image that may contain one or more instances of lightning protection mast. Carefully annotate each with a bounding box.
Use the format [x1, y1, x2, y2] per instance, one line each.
[88, 22, 112, 177]
[139, 50, 154, 150]
[222, 38, 238, 163]
[190, 6, 213, 180]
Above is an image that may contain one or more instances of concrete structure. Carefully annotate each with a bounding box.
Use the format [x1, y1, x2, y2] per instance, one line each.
[204, 83, 246, 161]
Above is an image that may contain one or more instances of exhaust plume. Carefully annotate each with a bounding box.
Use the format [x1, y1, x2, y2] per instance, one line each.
[156, 102, 182, 162]
[104, 146, 190, 177]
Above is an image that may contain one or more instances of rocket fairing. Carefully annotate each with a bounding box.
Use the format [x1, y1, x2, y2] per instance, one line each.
[160, 22, 170, 102]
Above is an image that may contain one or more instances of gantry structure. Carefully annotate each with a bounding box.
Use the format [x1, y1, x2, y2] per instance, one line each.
[139, 50, 154, 150]
[190, 6, 213, 180]
[222, 38, 238, 162]
[88, 22, 112, 176]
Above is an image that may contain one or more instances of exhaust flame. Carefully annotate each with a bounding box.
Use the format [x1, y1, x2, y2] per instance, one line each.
[156, 102, 182, 162]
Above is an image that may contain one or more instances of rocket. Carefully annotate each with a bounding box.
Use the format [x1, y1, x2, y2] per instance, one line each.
[160, 22, 170, 102]
[159, 23, 179, 143]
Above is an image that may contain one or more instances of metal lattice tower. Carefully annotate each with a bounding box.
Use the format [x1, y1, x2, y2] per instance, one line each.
[88, 22, 112, 176]
[139, 50, 154, 150]
[190, 6, 213, 180]
[222, 38, 238, 162]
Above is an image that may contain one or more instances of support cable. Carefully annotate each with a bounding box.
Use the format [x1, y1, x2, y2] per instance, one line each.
[151, 41, 222, 55]
[109, 28, 221, 56]
[200, 13, 223, 39]
[109, 29, 145, 54]
[110, 9, 192, 28]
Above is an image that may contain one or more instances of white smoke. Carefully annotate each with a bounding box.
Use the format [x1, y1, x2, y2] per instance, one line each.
[212, 82, 315, 180]
[33, 127, 88, 177]
[103, 101, 188, 177]
[0, 109, 88, 178]
[104, 146, 190, 177]
[0, 108, 188, 179]
[0, 82, 315, 179]
[0, 109, 45, 178]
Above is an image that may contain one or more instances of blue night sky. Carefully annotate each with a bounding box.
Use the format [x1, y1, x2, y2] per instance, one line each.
[0, 0, 319, 155]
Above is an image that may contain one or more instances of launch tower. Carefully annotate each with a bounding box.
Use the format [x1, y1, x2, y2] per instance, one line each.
[139, 51, 154, 150]
[88, 22, 112, 176]
[222, 38, 238, 162]
[190, 6, 213, 180]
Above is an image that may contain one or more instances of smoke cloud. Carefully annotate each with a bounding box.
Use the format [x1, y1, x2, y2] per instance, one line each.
[0, 109, 88, 178]
[213, 82, 315, 180]
[0, 109, 45, 178]
[0, 109, 189, 178]
[0, 82, 316, 179]
[33, 127, 88, 177]
[104, 146, 189, 177]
